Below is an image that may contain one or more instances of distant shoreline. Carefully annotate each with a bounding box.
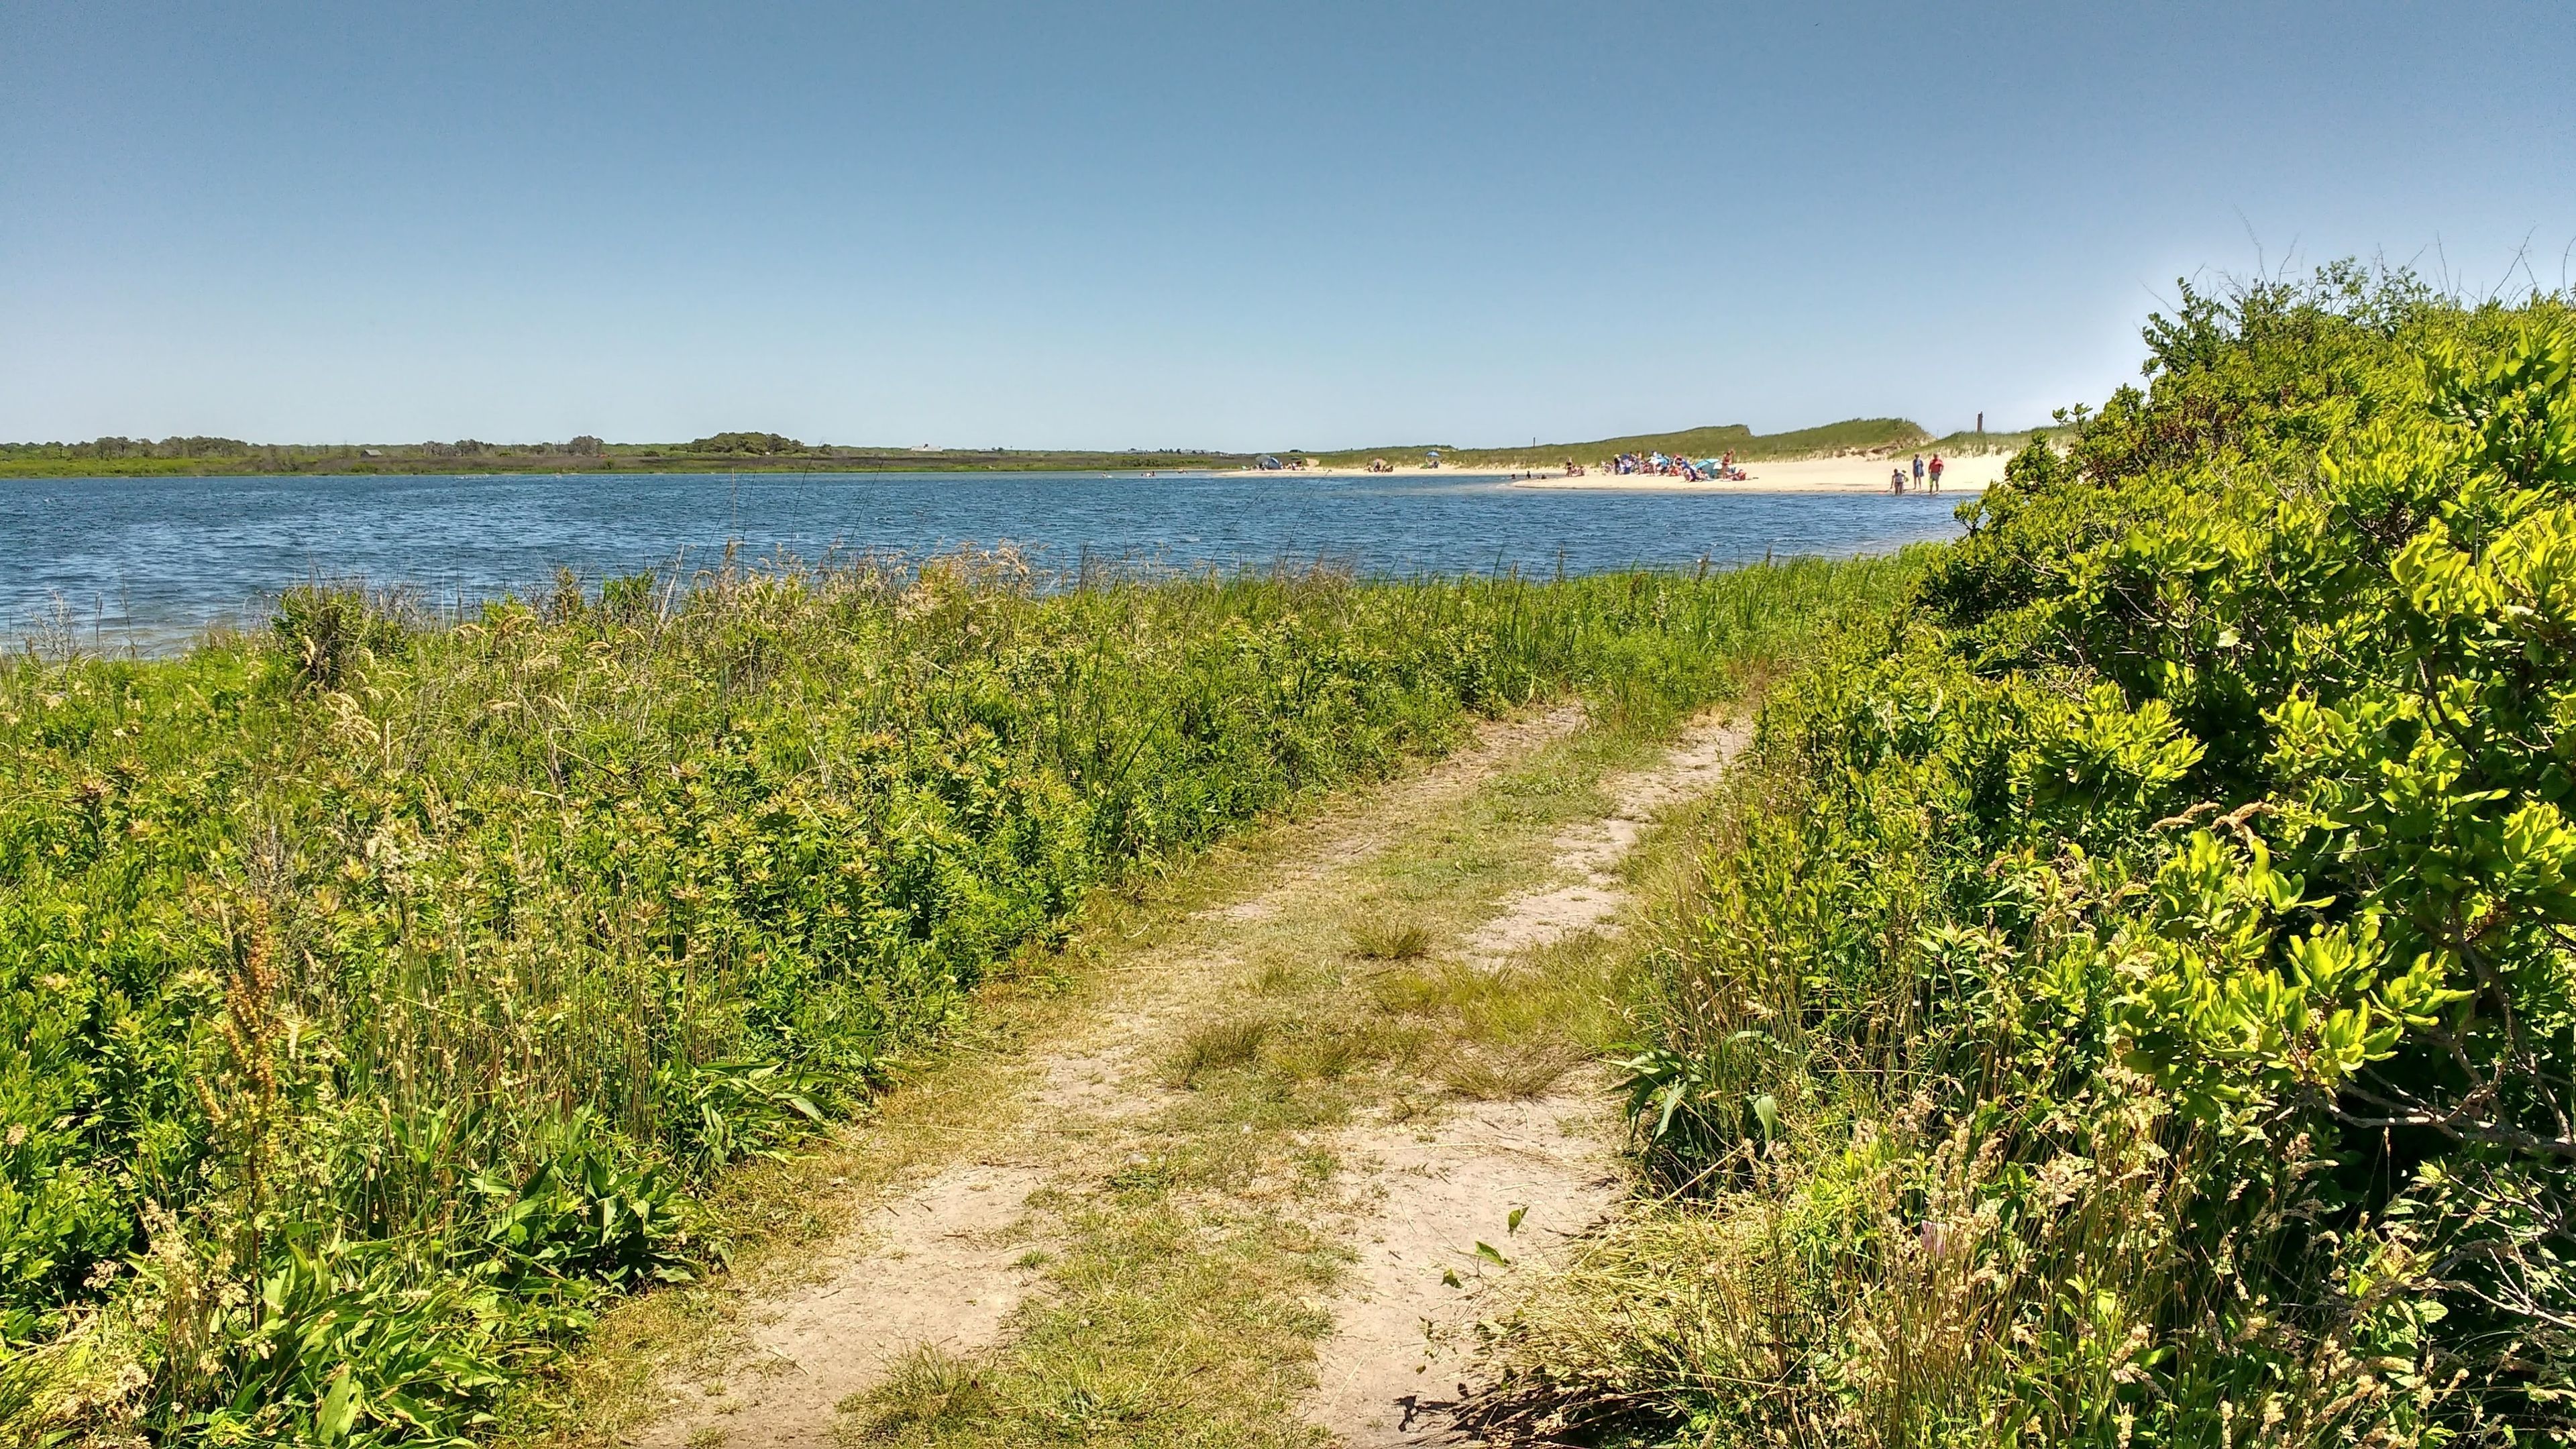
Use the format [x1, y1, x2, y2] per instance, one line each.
[0, 457, 1252, 480]
[1212, 451, 2009, 493]
[0, 418, 2063, 482]
[3, 454, 2017, 488]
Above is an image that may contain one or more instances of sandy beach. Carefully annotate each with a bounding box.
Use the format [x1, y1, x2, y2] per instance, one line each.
[1222, 451, 2012, 492]
[1507, 451, 2010, 493]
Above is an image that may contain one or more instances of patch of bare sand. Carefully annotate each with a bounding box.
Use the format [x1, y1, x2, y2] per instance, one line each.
[632, 704, 1588, 1446]
[1309, 712, 1745, 1448]
[642, 1161, 1049, 1448]
[1307, 1091, 1621, 1447]
[1461, 715, 1746, 964]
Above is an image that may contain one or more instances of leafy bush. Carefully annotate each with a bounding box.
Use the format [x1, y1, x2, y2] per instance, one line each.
[271, 583, 410, 692]
[1482, 272, 2576, 1445]
[0, 554, 1890, 1442]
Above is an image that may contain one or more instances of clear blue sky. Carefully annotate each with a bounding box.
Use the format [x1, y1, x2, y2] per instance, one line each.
[5, 1, 2571, 450]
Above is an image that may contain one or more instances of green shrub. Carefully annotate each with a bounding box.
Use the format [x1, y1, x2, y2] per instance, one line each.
[1493, 272, 2576, 1445]
[270, 583, 409, 693]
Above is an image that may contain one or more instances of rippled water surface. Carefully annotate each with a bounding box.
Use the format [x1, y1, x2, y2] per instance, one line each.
[5, 470, 1970, 649]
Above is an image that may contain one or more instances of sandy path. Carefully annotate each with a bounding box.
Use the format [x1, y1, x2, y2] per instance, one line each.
[1460, 719, 1744, 966]
[637, 1163, 1055, 1446]
[1302, 715, 1747, 1448]
[637, 707, 1587, 1448]
[631, 706, 1743, 1448]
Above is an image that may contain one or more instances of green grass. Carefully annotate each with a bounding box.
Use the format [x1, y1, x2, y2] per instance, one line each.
[1705, 417, 1926, 460]
[1, 551, 1911, 1445]
[1922, 424, 2068, 456]
[1344, 918, 1431, 961]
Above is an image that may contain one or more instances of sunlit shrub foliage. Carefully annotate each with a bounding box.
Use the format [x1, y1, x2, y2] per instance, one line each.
[1484, 270, 2576, 1446]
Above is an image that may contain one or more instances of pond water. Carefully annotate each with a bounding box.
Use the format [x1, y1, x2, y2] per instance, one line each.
[3, 470, 1973, 651]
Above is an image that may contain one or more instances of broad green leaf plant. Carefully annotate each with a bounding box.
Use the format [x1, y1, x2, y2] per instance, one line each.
[1546, 273, 2576, 1446]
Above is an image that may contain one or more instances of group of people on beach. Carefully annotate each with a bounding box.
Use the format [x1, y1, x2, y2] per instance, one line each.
[1890, 452, 1945, 494]
[1609, 449, 1748, 482]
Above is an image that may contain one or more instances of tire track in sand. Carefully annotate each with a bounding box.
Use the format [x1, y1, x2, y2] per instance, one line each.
[1305, 715, 1748, 1448]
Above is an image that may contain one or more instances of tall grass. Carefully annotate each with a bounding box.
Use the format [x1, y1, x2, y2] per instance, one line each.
[0, 550, 1904, 1444]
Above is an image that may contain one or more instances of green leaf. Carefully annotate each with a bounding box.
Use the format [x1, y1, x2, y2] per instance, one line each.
[1750, 1093, 1781, 1141]
[317, 1366, 362, 1444]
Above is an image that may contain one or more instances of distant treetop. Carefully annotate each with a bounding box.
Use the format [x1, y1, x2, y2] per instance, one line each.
[686, 431, 805, 455]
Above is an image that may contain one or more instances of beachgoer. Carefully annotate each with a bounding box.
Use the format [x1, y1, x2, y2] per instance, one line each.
[1890, 466, 1906, 493]
[1928, 453, 1945, 491]
[1911, 453, 1925, 489]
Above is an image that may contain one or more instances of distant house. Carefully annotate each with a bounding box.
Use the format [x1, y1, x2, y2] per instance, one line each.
[361, 448, 384, 458]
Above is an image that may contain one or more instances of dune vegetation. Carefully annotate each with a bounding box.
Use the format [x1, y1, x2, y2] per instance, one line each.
[0, 553, 1902, 1444]
[1475, 266, 2576, 1444]
[1303, 417, 2049, 472]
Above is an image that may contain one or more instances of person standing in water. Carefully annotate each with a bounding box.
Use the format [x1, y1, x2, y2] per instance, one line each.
[1928, 453, 1945, 492]
[1890, 466, 1907, 493]
[1912, 453, 1925, 490]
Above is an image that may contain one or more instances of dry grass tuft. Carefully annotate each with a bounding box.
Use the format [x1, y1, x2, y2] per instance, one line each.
[1348, 918, 1433, 961]
[1166, 1016, 1271, 1087]
[839, 1344, 998, 1440]
[1268, 1020, 1425, 1083]
[1436, 1041, 1589, 1101]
